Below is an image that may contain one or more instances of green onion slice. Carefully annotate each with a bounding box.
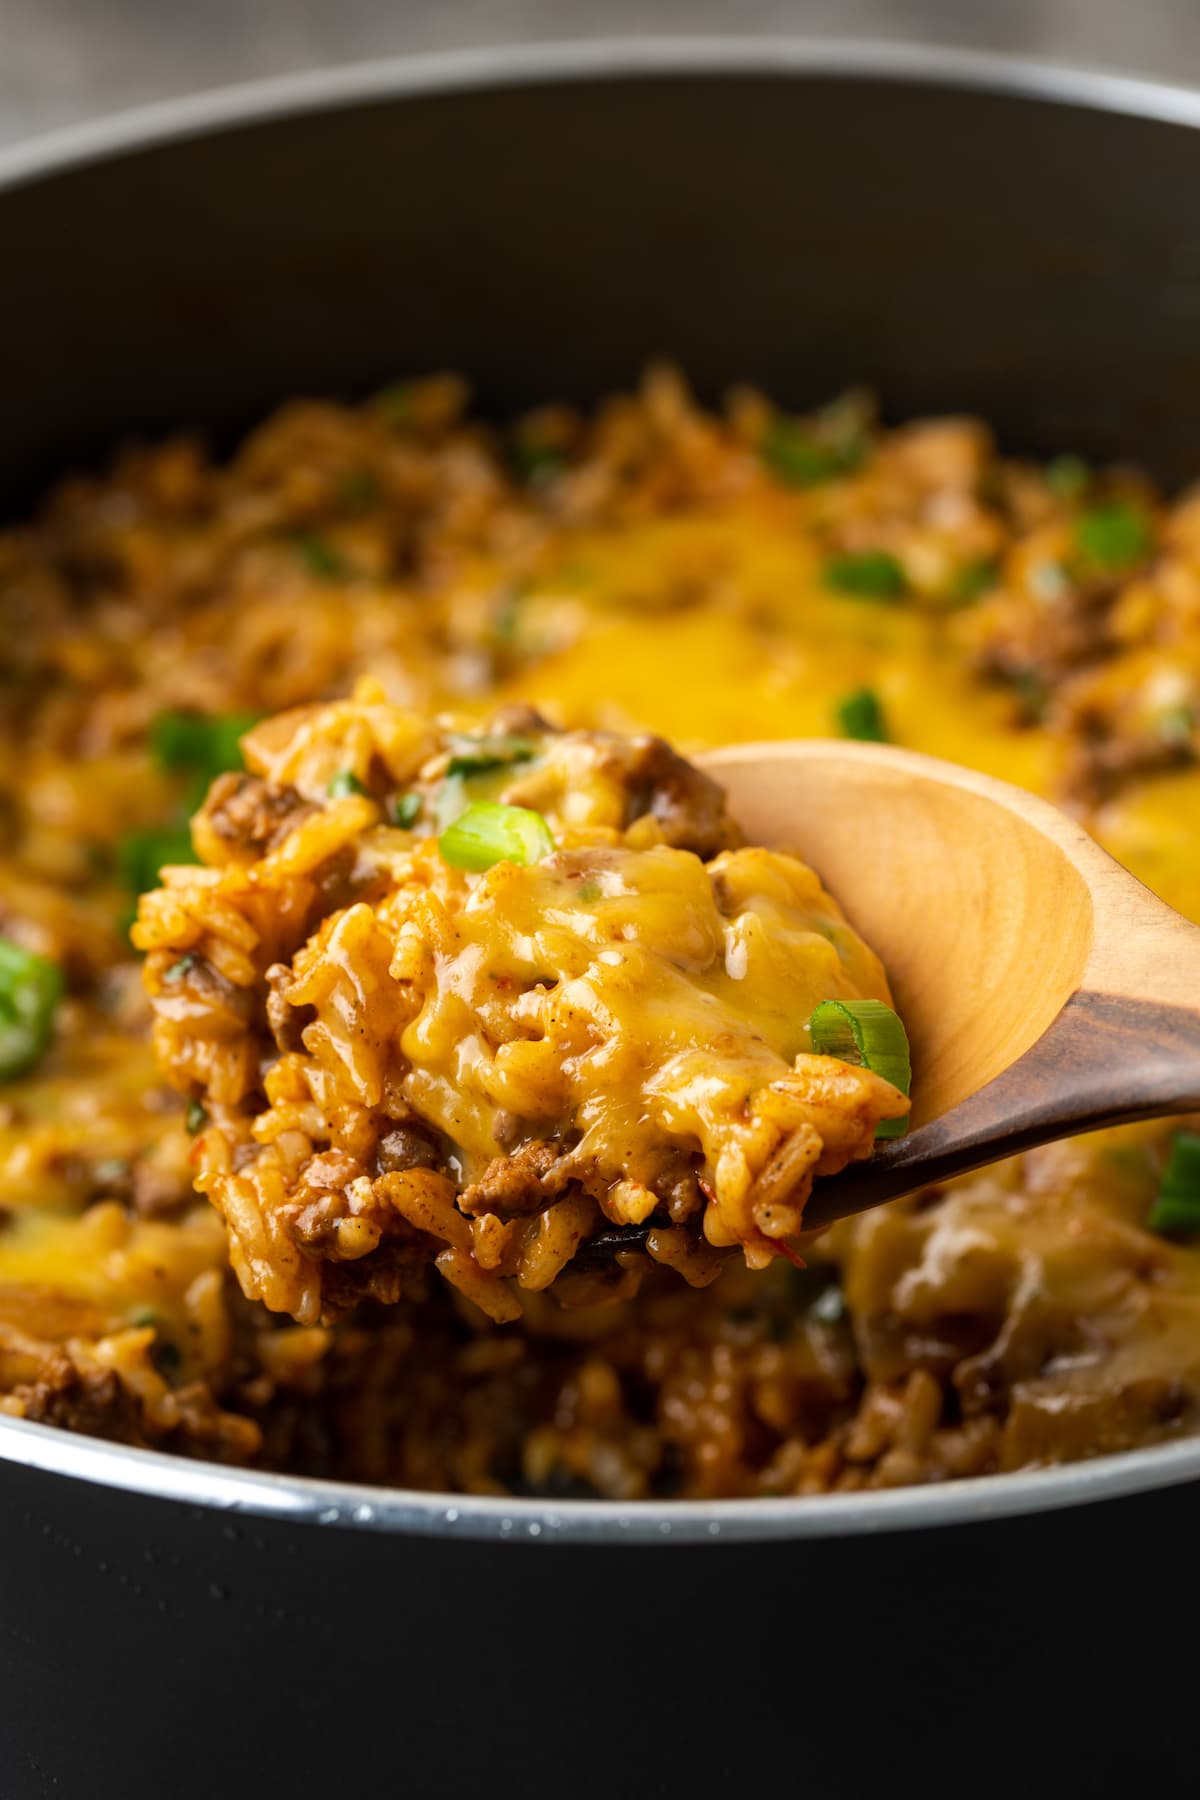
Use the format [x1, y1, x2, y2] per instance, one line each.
[439, 801, 555, 872]
[836, 687, 888, 743]
[0, 936, 64, 1082]
[328, 769, 367, 798]
[445, 733, 538, 777]
[1147, 1130, 1200, 1237]
[1075, 501, 1151, 571]
[808, 997, 912, 1140]
[150, 710, 259, 789]
[391, 792, 422, 829]
[823, 550, 908, 600]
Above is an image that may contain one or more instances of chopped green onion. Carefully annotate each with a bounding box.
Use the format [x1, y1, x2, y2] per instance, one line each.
[511, 439, 566, 484]
[1045, 453, 1091, 501]
[373, 381, 413, 428]
[445, 733, 538, 777]
[433, 774, 469, 833]
[150, 710, 258, 789]
[0, 937, 63, 1082]
[949, 556, 999, 603]
[577, 878, 601, 902]
[439, 801, 555, 872]
[391, 792, 422, 829]
[163, 953, 197, 985]
[118, 825, 197, 896]
[328, 769, 366, 798]
[296, 534, 353, 580]
[186, 1099, 207, 1136]
[1075, 501, 1151, 571]
[1148, 1130, 1200, 1237]
[1156, 703, 1196, 746]
[823, 550, 908, 600]
[339, 468, 380, 512]
[808, 997, 912, 1140]
[762, 422, 862, 487]
[130, 1307, 158, 1329]
[835, 687, 888, 743]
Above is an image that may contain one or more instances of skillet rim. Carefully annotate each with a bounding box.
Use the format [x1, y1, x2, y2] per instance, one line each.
[3, 32, 1200, 1539]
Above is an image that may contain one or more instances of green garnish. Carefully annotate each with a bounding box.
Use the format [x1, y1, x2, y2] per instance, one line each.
[1147, 1130, 1200, 1237]
[1046, 454, 1091, 501]
[150, 710, 259, 790]
[949, 556, 999, 603]
[762, 424, 860, 487]
[339, 468, 380, 512]
[835, 687, 888, 743]
[439, 801, 555, 872]
[808, 997, 912, 1140]
[391, 792, 422, 829]
[296, 534, 353, 580]
[328, 769, 367, 798]
[163, 953, 197, 985]
[373, 381, 413, 428]
[577, 878, 601, 902]
[130, 1307, 158, 1329]
[1157, 703, 1196, 746]
[445, 733, 538, 777]
[434, 774, 469, 833]
[186, 1099, 207, 1136]
[823, 550, 908, 600]
[511, 439, 566, 484]
[0, 937, 63, 1082]
[118, 825, 197, 896]
[1075, 501, 1151, 571]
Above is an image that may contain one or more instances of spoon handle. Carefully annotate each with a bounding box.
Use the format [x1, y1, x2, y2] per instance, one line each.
[808, 899, 1200, 1227]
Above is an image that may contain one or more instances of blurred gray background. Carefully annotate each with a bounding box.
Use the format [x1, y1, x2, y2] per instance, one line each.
[3, 0, 1200, 146]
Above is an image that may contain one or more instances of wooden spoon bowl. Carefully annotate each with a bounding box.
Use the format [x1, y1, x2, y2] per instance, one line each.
[701, 740, 1200, 1227]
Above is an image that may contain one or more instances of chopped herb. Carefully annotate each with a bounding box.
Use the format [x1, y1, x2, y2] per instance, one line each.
[445, 733, 538, 777]
[1046, 453, 1091, 501]
[186, 1099, 207, 1136]
[577, 878, 601, 902]
[118, 825, 197, 897]
[808, 997, 912, 1140]
[949, 556, 999, 603]
[511, 439, 566, 484]
[1148, 1130, 1200, 1237]
[439, 801, 555, 872]
[1157, 703, 1196, 746]
[390, 792, 422, 829]
[760, 392, 871, 487]
[762, 422, 861, 487]
[433, 774, 469, 833]
[0, 936, 63, 1082]
[339, 468, 380, 512]
[835, 687, 888, 743]
[296, 534, 353, 580]
[130, 1307, 158, 1329]
[1075, 501, 1152, 571]
[328, 769, 367, 798]
[1011, 669, 1049, 725]
[373, 381, 413, 428]
[150, 709, 259, 791]
[163, 953, 197, 985]
[823, 550, 908, 600]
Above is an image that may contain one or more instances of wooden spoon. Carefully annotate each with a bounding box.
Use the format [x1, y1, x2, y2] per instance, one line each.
[701, 740, 1200, 1229]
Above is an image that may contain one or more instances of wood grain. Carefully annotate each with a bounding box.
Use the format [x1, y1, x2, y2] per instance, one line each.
[701, 739, 1200, 1221]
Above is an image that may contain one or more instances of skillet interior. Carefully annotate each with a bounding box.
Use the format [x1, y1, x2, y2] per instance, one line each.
[3, 49, 1200, 1539]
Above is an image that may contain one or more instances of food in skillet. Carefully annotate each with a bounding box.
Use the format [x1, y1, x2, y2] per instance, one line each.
[134, 700, 909, 1324]
[2, 368, 1200, 1496]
